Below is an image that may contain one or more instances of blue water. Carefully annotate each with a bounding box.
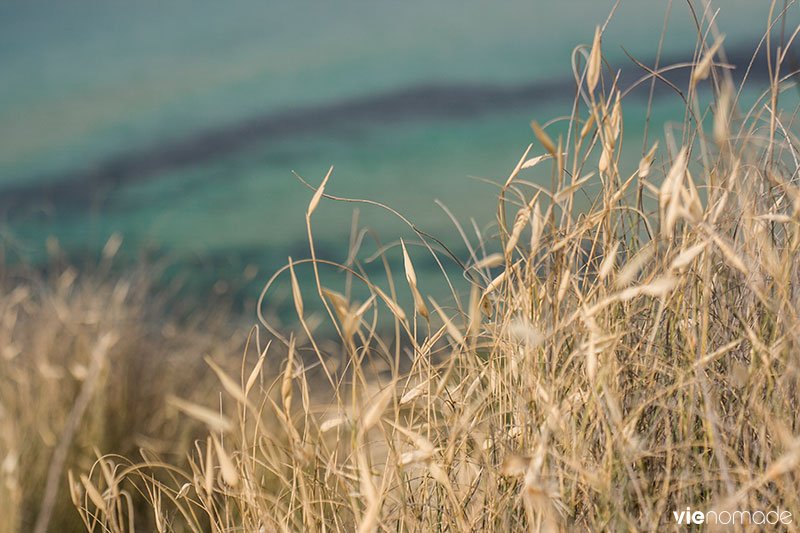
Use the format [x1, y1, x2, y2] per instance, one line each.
[0, 0, 789, 309]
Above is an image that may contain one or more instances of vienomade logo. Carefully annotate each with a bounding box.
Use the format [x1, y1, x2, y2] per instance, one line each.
[672, 507, 793, 527]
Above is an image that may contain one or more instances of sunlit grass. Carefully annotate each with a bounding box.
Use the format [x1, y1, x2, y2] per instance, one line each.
[3, 3, 800, 532]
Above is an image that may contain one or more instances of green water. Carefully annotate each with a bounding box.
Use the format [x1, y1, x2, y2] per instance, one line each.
[0, 0, 790, 315]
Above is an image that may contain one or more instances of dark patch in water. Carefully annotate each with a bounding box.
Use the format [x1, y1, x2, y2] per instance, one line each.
[0, 43, 791, 216]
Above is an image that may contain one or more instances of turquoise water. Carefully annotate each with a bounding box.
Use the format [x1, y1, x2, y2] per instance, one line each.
[0, 0, 789, 309]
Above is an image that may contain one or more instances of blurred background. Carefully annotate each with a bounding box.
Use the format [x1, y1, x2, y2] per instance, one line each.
[0, 0, 788, 315]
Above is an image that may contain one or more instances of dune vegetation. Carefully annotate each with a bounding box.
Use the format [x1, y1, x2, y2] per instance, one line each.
[0, 253, 263, 533]
[3, 4, 800, 532]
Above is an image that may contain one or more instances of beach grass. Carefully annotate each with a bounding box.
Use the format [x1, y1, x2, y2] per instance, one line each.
[3, 3, 800, 532]
[0, 257, 260, 533]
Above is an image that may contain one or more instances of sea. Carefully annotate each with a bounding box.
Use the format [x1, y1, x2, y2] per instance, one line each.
[0, 0, 793, 319]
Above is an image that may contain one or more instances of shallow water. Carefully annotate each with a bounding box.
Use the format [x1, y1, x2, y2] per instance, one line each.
[0, 0, 789, 311]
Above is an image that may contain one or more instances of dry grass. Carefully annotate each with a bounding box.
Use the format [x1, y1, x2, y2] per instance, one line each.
[5, 2, 800, 532]
[0, 256, 253, 533]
